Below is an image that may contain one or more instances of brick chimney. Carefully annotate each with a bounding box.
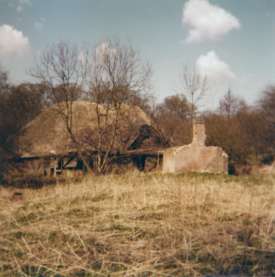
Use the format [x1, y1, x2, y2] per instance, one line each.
[192, 120, 206, 146]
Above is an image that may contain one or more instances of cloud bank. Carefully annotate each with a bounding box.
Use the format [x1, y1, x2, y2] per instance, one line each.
[0, 25, 30, 56]
[183, 0, 240, 43]
[196, 51, 235, 82]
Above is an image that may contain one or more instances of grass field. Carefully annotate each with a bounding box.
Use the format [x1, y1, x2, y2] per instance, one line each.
[0, 173, 275, 276]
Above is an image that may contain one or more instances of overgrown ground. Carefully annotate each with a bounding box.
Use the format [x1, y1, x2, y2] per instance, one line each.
[0, 173, 275, 277]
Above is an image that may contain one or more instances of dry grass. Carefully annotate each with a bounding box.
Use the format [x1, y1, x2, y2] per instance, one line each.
[0, 173, 275, 276]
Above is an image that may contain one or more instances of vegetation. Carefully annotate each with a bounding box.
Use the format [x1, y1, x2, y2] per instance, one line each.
[30, 40, 152, 174]
[0, 173, 274, 276]
[1, 39, 275, 177]
[155, 88, 275, 169]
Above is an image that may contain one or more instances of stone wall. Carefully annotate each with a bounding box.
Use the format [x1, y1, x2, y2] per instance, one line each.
[162, 121, 228, 174]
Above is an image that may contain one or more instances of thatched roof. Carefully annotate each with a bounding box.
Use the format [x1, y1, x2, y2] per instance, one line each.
[16, 101, 154, 158]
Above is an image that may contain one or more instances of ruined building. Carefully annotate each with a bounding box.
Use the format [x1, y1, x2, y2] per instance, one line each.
[12, 101, 168, 177]
[162, 120, 228, 174]
[8, 101, 228, 179]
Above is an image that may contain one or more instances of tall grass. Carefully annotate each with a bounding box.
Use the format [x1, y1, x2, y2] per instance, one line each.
[0, 173, 275, 276]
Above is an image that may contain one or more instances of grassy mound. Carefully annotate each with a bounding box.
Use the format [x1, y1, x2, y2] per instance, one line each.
[0, 173, 275, 276]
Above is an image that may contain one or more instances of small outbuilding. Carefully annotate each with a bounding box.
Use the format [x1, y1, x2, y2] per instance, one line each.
[162, 120, 228, 174]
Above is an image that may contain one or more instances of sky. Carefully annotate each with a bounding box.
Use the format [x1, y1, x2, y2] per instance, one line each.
[0, 0, 274, 109]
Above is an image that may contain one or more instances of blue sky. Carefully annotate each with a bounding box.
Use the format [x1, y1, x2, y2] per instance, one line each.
[0, 0, 274, 109]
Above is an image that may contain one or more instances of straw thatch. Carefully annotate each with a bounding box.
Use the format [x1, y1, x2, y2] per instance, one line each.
[16, 101, 155, 158]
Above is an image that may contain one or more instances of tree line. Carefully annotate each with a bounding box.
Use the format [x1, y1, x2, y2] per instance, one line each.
[0, 40, 275, 176]
[156, 88, 275, 173]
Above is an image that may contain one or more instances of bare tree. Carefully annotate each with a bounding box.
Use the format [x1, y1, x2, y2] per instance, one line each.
[0, 81, 46, 180]
[31, 40, 152, 174]
[259, 86, 275, 157]
[0, 66, 8, 93]
[31, 42, 91, 170]
[154, 94, 193, 145]
[219, 89, 244, 119]
[87, 39, 152, 173]
[31, 42, 90, 129]
[181, 66, 207, 122]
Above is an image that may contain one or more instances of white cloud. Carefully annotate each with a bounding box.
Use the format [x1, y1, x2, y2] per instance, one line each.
[0, 25, 30, 56]
[196, 51, 235, 82]
[183, 0, 240, 43]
